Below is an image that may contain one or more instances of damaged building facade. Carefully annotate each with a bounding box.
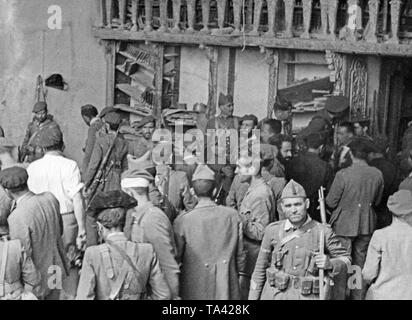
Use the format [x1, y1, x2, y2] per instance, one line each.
[94, 0, 412, 162]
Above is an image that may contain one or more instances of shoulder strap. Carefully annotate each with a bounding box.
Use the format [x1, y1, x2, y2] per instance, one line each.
[99, 244, 114, 279]
[105, 240, 141, 277]
[109, 259, 130, 300]
[0, 239, 9, 297]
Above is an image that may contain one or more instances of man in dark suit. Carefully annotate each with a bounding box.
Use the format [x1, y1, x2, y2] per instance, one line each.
[286, 133, 334, 222]
[0, 167, 68, 300]
[326, 139, 384, 300]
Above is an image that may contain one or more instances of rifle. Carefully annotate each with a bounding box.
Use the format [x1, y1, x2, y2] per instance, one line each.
[318, 186, 331, 300]
[213, 181, 224, 204]
[85, 130, 119, 211]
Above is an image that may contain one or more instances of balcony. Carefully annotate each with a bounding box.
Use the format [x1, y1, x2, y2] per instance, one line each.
[93, 0, 412, 56]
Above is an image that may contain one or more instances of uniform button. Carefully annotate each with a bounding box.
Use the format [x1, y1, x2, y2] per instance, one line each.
[205, 263, 209, 268]
[307, 229, 311, 233]
[223, 260, 227, 264]
[358, 204, 361, 207]
[293, 267, 297, 270]
[295, 246, 299, 249]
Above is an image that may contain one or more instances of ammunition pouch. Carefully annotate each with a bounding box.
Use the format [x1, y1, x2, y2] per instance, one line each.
[266, 267, 290, 291]
[300, 277, 313, 296]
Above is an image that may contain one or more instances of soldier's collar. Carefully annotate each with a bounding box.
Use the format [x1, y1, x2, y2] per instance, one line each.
[284, 216, 312, 231]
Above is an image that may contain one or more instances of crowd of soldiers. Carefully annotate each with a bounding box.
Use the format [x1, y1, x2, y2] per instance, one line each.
[0, 92, 412, 301]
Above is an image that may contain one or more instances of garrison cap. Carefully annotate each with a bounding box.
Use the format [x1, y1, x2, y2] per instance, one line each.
[103, 112, 121, 126]
[0, 138, 16, 149]
[134, 116, 156, 129]
[387, 190, 412, 217]
[324, 96, 350, 114]
[99, 107, 116, 118]
[33, 101, 47, 113]
[218, 93, 233, 106]
[121, 169, 154, 189]
[87, 190, 137, 217]
[0, 167, 28, 189]
[37, 127, 63, 148]
[192, 164, 215, 181]
[281, 179, 307, 199]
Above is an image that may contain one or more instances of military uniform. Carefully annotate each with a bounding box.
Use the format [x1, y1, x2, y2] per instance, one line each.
[76, 233, 171, 300]
[248, 218, 351, 300]
[84, 131, 128, 193]
[155, 166, 197, 222]
[174, 198, 246, 300]
[0, 237, 40, 300]
[239, 178, 275, 277]
[124, 201, 180, 298]
[21, 114, 61, 163]
[286, 151, 334, 222]
[128, 136, 154, 159]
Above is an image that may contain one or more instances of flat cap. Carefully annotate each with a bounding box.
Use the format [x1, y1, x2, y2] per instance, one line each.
[0, 138, 16, 149]
[281, 179, 307, 199]
[134, 116, 156, 129]
[33, 101, 47, 113]
[218, 93, 233, 106]
[324, 96, 350, 114]
[192, 164, 215, 181]
[0, 167, 28, 189]
[36, 127, 63, 148]
[387, 190, 412, 217]
[88, 190, 137, 216]
[121, 169, 154, 189]
[103, 112, 121, 126]
[99, 107, 116, 118]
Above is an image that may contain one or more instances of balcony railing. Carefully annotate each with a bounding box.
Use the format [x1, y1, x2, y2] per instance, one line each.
[96, 1, 412, 47]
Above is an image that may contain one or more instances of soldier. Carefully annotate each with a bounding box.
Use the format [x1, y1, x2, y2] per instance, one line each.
[20, 101, 62, 163]
[237, 155, 275, 298]
[128, 116, 156, 159]
[248, 180, 351, 300]
[206, 93, 240, 204]
[173, 164, 246, 300]
[121, 169, 180, 299]
[0, 167, 68, 300]
[362, 190, 412, 300]
[298, 95, 349, 161]
[0, 212, 40, 300]
[226, 146, 285, 221]
[84, 111, 128, 193]
[286, 133, 334, 222]
[353, 120, 372, 140]
[326, 138, 384, 300]
[80, 104, 104, 177]
[76, 190, 171, 300]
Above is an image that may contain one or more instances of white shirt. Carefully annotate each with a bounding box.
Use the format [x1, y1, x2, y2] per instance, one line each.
[27, 151, 84, 214]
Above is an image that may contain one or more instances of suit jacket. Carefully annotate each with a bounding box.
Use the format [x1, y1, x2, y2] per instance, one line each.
[7, 191, 68, 298]
[124, 202, 180, 298]
[76, 233, 171, 300]
[326, 162, 384, 237]
[81, 118, 104, 176]
[174, 199, 246, 300]
[0, 238, 40, 299]
[363, 218, 412, 300]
